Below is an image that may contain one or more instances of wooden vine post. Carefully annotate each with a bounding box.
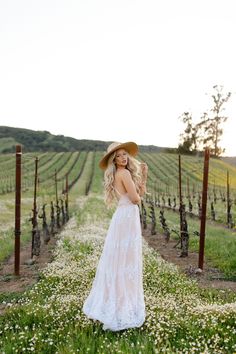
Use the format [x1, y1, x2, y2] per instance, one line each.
[226, 170, 230, 225]
[198, 148, 210, 270]
[14, 145, 22, 276]
[178, 154, 183, 248]
[31, 156, 39, 258]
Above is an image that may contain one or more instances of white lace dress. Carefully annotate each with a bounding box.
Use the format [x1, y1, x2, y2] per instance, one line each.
[82, 189, 146, 331]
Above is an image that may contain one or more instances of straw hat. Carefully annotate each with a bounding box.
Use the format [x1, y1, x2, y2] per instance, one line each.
[99, 141, 138, 170]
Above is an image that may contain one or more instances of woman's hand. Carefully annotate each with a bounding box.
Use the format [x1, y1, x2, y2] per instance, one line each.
[140, 163, 148, 179]
[139, 163, 148, 197]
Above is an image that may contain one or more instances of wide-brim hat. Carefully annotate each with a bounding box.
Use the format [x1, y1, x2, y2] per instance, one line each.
[99, 141, 138, 170]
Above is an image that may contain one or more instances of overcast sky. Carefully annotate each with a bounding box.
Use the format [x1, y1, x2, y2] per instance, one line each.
[1, 0, 236, 155]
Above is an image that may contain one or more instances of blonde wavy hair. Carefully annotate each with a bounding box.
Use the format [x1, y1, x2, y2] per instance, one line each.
[103, 150, 144, 207]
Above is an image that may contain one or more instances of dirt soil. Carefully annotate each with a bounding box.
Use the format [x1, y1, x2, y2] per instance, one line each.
[0, 234, 58, 315]
[142, 225, 236, 292]
[1, 222, 236, 316]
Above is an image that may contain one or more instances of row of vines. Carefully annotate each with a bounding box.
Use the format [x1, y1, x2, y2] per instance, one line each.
[1, 150, 236, 229]
[138, 152, 236, 227]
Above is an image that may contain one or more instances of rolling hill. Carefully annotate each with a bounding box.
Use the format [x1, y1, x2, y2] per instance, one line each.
[0, 126, 166, 153]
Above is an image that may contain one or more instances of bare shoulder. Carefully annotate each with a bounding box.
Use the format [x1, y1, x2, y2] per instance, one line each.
[116, 169, 132, 181]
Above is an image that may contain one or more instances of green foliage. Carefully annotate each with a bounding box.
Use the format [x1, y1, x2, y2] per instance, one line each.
[177, 140, 195, 155]
[0, 137, 20, 153]
[0, 225, 32, 263]
[178, 85, 232, 157]
[0, 126, 165, 153]
[76, 195, 114, 226]
[0, 126, 108, 152]
[156, 208, 236, 280]
[178, 112, 200, 154]
[1, 196, 236, 353]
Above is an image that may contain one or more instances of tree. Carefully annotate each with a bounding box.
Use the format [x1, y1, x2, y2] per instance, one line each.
[178, 112, 200, 154]
[200, 85, 231, 157]
[178, 85, 231, 157]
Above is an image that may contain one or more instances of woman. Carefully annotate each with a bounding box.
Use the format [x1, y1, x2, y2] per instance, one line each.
[82, 141, 148, 331]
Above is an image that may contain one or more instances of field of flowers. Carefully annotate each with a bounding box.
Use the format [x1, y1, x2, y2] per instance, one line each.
[1, 196, 236, 353]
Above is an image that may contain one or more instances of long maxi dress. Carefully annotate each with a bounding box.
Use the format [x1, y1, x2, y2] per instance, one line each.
[82, 187, 146, 331]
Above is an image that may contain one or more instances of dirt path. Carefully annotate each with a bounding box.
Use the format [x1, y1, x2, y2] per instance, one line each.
[142, 225, 236, 292]
[0, 233, 58, 315]
[1, 218, 236, 318]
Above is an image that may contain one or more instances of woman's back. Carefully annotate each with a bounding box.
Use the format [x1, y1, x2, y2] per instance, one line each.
[114, 169, 140, 204]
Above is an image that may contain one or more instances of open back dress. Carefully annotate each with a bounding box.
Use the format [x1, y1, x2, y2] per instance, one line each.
[82, 187, 146, 331]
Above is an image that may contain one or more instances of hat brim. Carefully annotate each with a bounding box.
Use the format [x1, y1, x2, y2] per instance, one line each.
[99, 141, 138, 170]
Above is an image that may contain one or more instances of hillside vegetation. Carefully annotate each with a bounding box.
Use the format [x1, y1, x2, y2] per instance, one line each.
[0, 126, 165, 153]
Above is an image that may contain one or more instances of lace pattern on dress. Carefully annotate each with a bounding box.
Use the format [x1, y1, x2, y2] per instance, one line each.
[82, 191, 145, 331]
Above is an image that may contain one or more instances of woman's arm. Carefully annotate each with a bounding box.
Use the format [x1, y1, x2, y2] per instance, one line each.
[120, 169, 141, 204]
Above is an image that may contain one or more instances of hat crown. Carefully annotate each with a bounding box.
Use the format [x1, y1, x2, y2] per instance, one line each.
[107, 142, 122, 153]
[99, 141, 138, 170]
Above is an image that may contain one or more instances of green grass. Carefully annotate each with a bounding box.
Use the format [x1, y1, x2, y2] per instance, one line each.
[0, 223, 32, 263]
[0, 192, 34, 263]
[0, 137, 19, 153]
[90, 151, 104, 194]
[0, 291, 28, 304]
[0, 196, 236, 353]
[0, 150, 98, 259]
[1, 149, 236, 276]
[152, 205, 236, 280]
[1, 149, 236, 275]
[75, 151, 93, 195]
[76, 195, 114, 226]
